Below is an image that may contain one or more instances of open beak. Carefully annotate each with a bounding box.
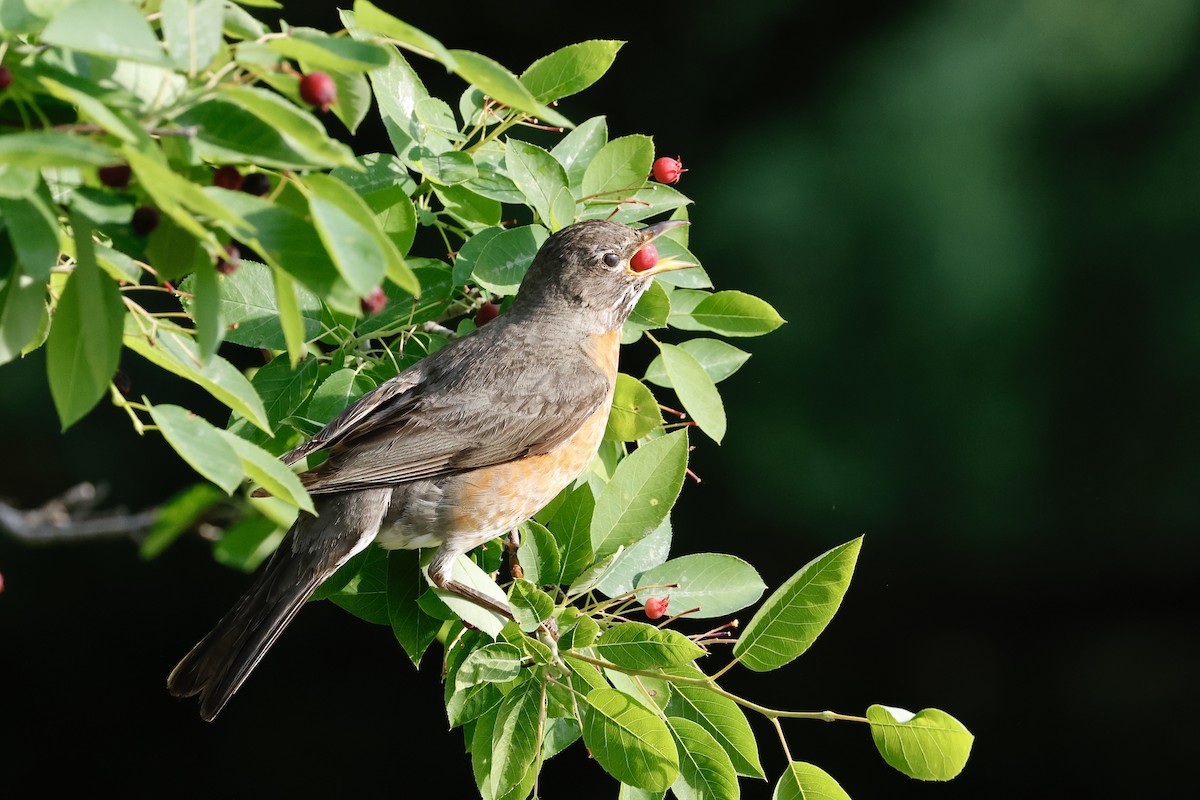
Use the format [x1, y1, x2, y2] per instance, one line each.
[629, 219, 698, 277]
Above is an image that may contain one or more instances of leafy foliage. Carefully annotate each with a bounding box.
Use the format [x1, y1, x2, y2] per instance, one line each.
[0, 2, 970, 797]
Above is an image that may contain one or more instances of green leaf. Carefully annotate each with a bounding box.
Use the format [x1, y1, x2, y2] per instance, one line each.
[148, 404, 244, 494]
[521, 40, 624, 103]
[544, 483, 595, 585]
[666, 716, 739, 800]
[216, 85, 357, 168]
[41, 0, 169, 65]
[582, 135, 654, 198]
[0, 191, 59, 281]
[217, 431, 313, 513]
[867, 705, 974, 781]
[303, 367, 375, 425]
[349, 1, 458, 70]
[489, 678, 543, 798]
[160, 0, 224, 74]
[0, 272, 48, 366]
[773, 762, 851, 800]
[580, 183, 693, 227]
[508, 579, 554, 632]
[329, 544, 390, 624]
[635, 553, 766, 620]
[189, 262, 222, 363]
[505, 139, 571, 230]
[688, 291, 786, 337]
[595, 517, 673, 599]
[645, 339, 750, 388]
[387, 549, 443, 666]
[733, 537, 863, 672]
[457, 642, 525, 690]
[123, 320, 272, 434]
[139, 482, 225, 560]
[203, 188, 358, 314]
[625, 281, 671, 333]
[267, 27, 391, 71]
[212, 514, 284, 573]
[358, 45, 429, 156]
[582, 688, 679, 792]
[434, 184, 501, 229]
[46, 213, 123, 430]
[664, 665, 764, 780]
[450, 49, 572, 129]
[470, 224, 548, 296]
[0, 131, 118, 169]
[656, 342, 726, 443]
[591, 429, 689, 558]
[187, 260, 323, 350]
[303, 173, 397, 296]
[226, 354, 320, 450]
[605, 373, 663, 442]
[516, 520, 559, 586]
[121, 149, 234, 245]
[593, 621, 704, 670]
[37, 74, 147, 145]
[552, 116, 608, 191]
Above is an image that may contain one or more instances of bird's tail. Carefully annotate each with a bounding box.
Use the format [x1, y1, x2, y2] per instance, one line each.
[167, 489, 391, 721]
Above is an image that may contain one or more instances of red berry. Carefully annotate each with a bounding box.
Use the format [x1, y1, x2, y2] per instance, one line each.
[361, 286, 387, 315]
[652, 156, 686, 184]
[0, 65, 12, 91]
[212, 165, 244, 191]
[630, 244, 658, 273]
[299, 71, 337, 112]
[131, 205, 160, 236]
[474, 302, 500, 327]
[241, 172, 271, 196]
[644, 596, 670, 620]
[98, 164, 132, 189]
[216, 243, 240, 275]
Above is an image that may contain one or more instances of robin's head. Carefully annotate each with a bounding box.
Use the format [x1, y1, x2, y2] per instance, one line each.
[510, 219, 693, 331]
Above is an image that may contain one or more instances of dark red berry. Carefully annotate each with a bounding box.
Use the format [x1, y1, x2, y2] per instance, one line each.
[0, 65, 12, 91]
[241, 172, 271, 196]
[652, 156, 686, 184]
[212, 165, 244, 191]
[360, 286, 387, 315]
[98, 164, 132, 189]
[630, 244, 658, 273]
[644, 596, 670, 620]
[131, 205, 160, 236]
[216, 243, 240, 275]
[112, 369, 133, 399]
[474, 302, 500, 327]
[299, 71, 337, 112]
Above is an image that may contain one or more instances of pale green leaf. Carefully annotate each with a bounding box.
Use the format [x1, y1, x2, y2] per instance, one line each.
[689, 291, 786, 337]
[217, 430, 314, 512]
[592, 621, 704, 670]
[733, 537, 863, 672]
[867, 705, 974, 781]
[645, 339, 750, 388]
[605, 373, 663, 442]
[582, 135, 654, 198]
[148, 404, 243, 493]
[41, 0, 169, 65]
[591, 429, 689, 557]
[582, 687, 679, 792]
[635, 553, 766, 620]
[657, 342, 726, 443]
[773, 762, 851, 800]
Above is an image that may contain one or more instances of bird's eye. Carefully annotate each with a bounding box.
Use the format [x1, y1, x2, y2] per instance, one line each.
[603, 252, 621, 269]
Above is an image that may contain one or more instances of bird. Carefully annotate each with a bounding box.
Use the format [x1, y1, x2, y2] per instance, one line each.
[167, 217, 693, 721]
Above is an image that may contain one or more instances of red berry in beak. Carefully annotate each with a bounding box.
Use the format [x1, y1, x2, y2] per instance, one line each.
[299, 71, 337, 112]
[652, 156, 686, 184]
[644, 596, 670, 620]
[630, 244, 659, 273]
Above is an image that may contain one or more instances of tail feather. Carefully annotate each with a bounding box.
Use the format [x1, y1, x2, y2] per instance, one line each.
[167, 489, 392, 720]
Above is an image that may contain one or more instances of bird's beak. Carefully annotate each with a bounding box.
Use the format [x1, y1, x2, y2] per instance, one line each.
[629, 220, 697, 277]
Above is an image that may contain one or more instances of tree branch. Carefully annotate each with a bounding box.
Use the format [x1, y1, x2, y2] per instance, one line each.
[0, 483, 157, 545]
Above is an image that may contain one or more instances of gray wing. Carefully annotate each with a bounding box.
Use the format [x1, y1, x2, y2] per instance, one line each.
[279, 324, 610, 495]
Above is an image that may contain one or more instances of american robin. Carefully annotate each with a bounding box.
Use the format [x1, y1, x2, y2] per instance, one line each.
[167, 218, 693, 720]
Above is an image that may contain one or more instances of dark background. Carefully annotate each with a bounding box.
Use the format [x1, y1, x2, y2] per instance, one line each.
[3, 1, 1198, 797]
